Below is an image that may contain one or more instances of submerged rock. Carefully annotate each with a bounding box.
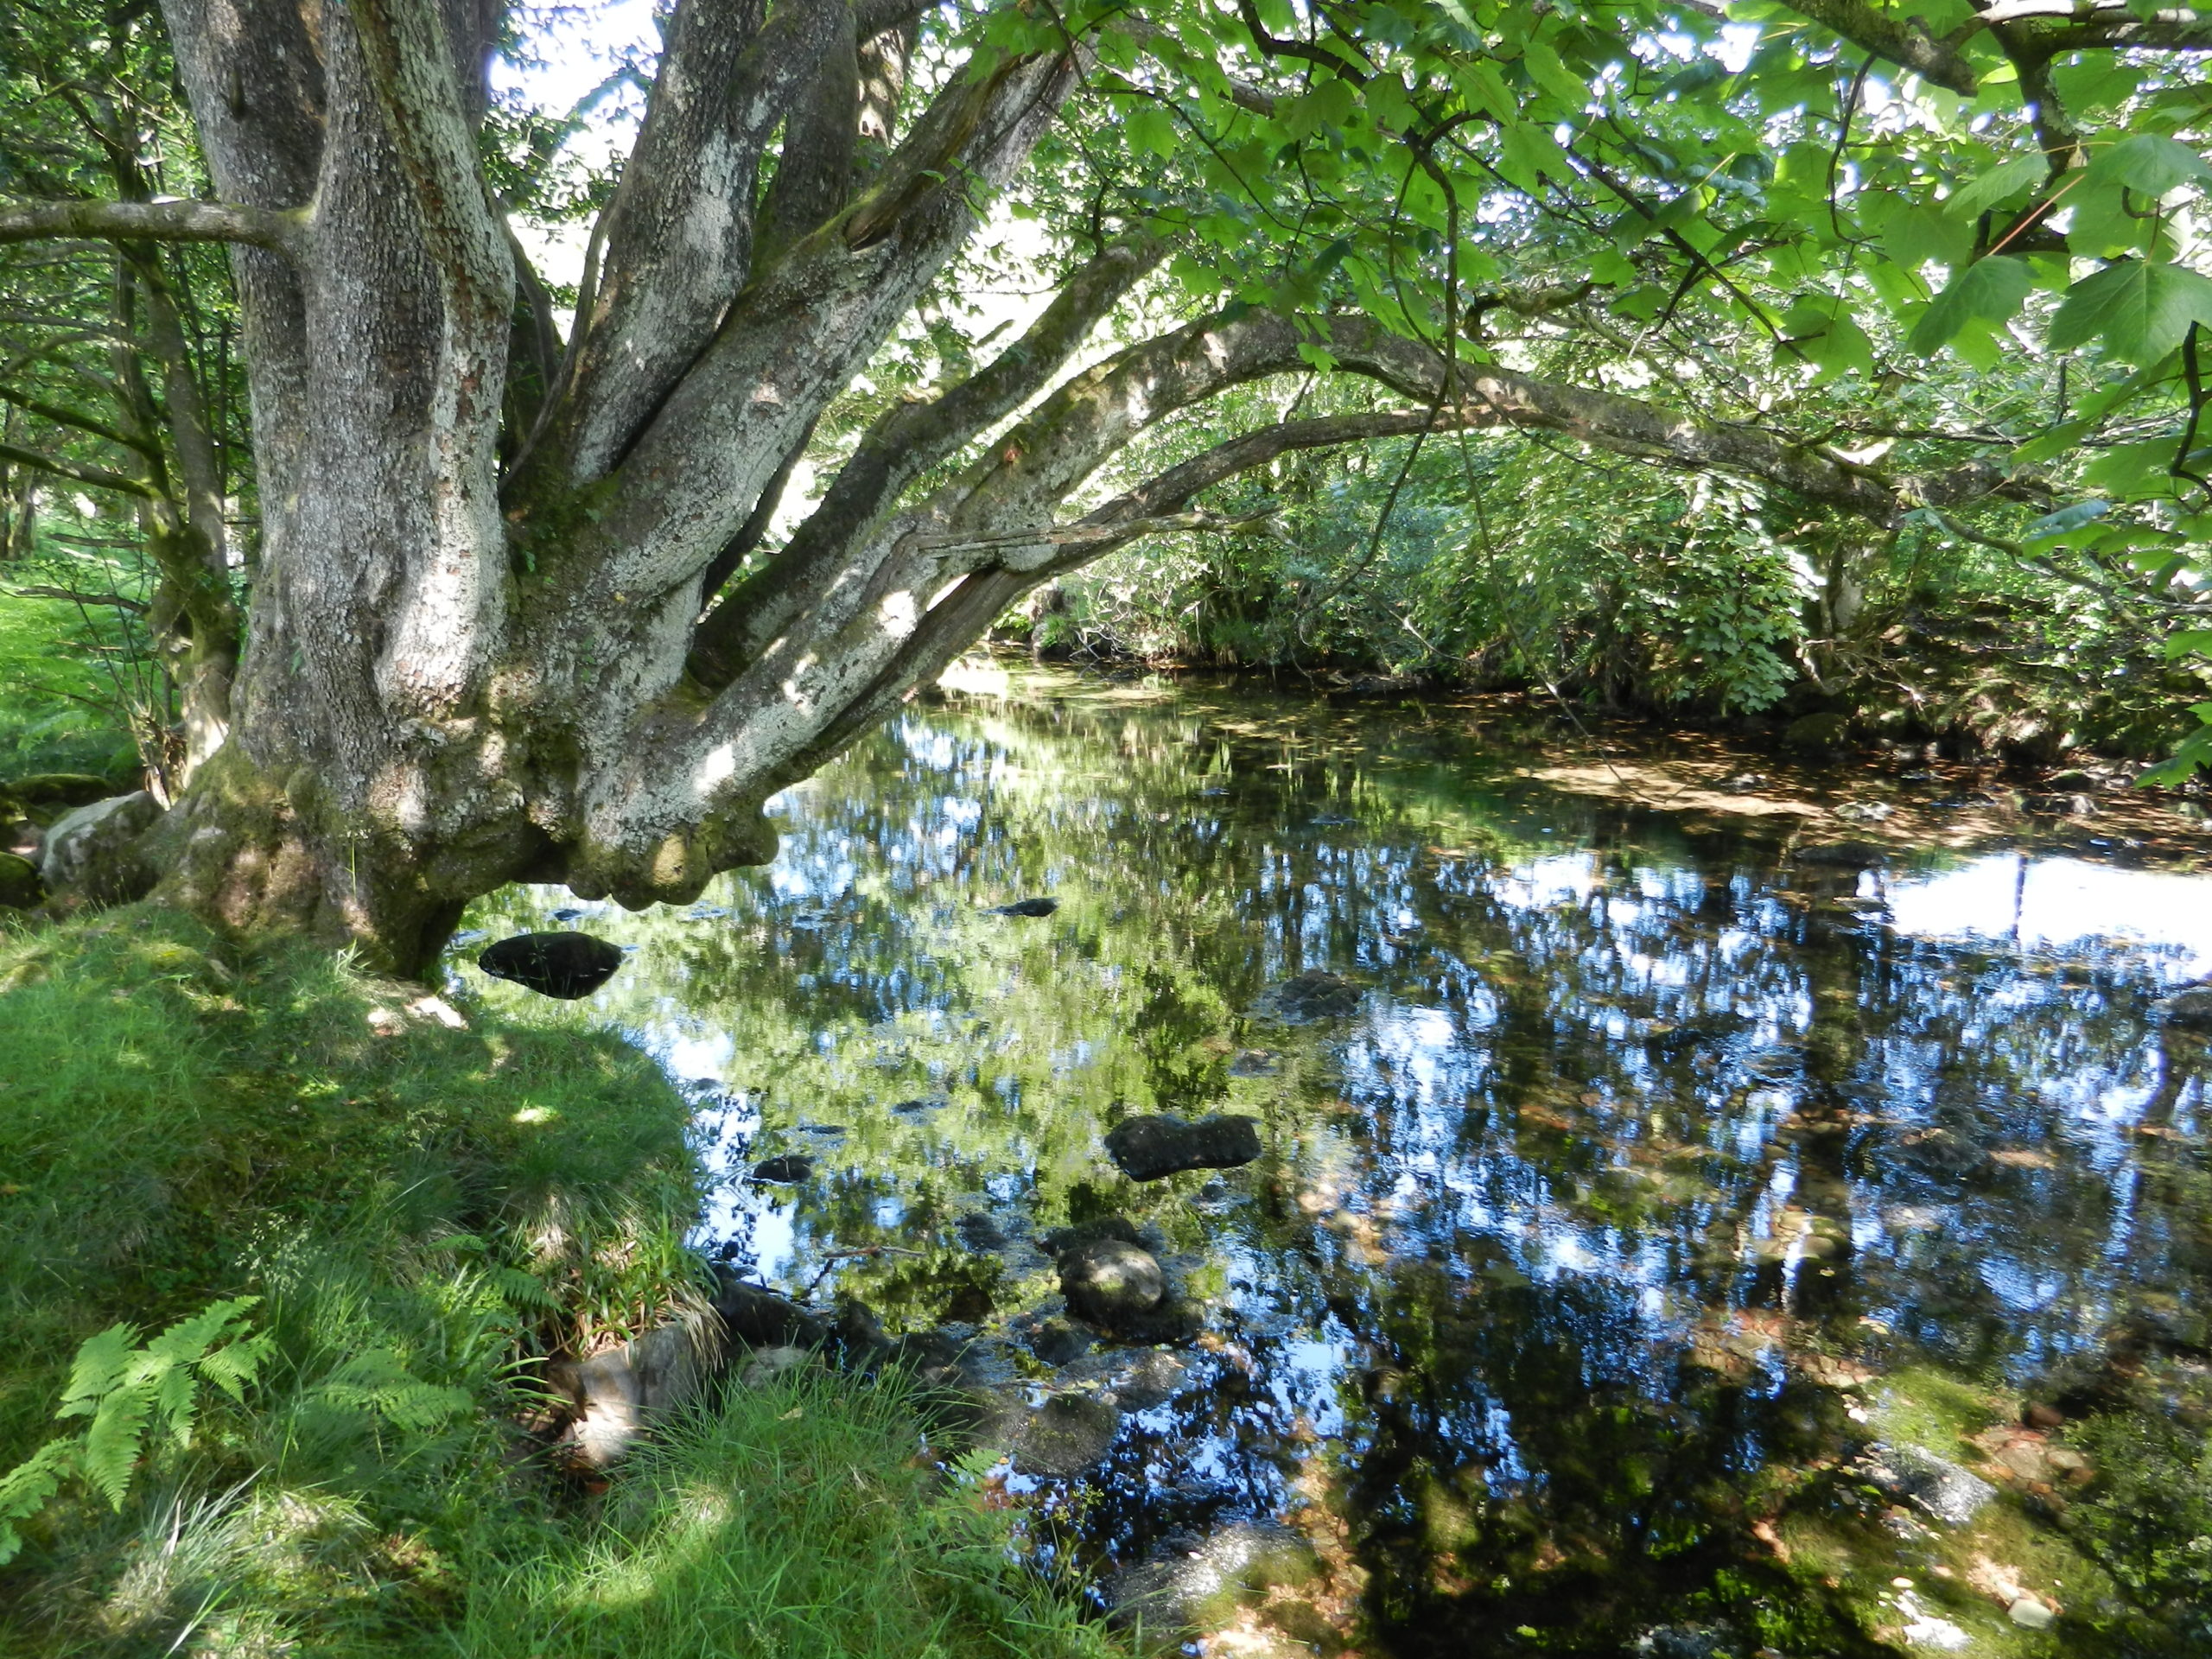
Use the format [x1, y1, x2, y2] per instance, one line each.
[955, 1211, 1008, 1252]
[1862, 1442, 1996, 1528]
[1014, 1392, 1122, 1476]
[1059, 1240, 1166, 1326]
[1055, 1346, 1189, 1411]
[1790, 838, 1885, 869]
[475, 931, 625, 999]
[1104, 1113, 1262, 1181]
[38, 791, 161, 903]
[709, 1276, 830, 1351]
[2152, 983, 2212, 1031]
[749, 1154, 813, 1184]
[1254, 969, 1359, 1023]
[1103, 1522, 1319, 1634]
[1040, 1215, 1143, 1257]
[990, 896, 1059, 917]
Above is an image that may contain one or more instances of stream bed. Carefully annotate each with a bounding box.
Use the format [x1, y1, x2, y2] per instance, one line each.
[451, 665, 2212, 1658]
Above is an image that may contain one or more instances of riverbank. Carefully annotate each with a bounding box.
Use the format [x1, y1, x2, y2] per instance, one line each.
[0, 906, 1119, 1658]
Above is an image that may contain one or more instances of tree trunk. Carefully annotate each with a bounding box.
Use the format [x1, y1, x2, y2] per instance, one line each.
[4, 0, 2027, 976]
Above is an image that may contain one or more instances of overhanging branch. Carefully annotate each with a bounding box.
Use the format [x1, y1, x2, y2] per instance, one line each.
[0, 197, 308, 258]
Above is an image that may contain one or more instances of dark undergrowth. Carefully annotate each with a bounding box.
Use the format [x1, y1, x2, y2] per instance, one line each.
[0, 906, 1120, 1659]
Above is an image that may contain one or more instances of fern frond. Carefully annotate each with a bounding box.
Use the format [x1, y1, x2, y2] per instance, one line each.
[57, 1323, 140, 1417]
[0, 1440, 78, 1522]
[492, 1267, 560, 1311]
[194, 1332, 273, 1403]
[81, 1385, 152, 1509]
[314, 1351, 471, 1433]
[145, 1296, 260, 1367]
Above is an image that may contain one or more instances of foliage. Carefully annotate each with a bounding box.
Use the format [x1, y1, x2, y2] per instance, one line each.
[2068, 1408, 2212, 1649]
[0, 1300, 270, 1565]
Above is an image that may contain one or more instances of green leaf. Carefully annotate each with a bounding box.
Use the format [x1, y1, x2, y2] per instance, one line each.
[2086, 132, 2212, 197]
[1908, 256, 2031, 353]
[1883, 204, 1971, 272]
[2048, 259, 2212, 362]
[1946, 154, 2046, 219]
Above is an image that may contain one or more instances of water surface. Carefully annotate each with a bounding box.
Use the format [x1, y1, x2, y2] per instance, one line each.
[454, 669, 2211, 1655]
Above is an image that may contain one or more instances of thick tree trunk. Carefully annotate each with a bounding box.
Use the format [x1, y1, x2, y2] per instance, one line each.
[1, 0, 2030, 976]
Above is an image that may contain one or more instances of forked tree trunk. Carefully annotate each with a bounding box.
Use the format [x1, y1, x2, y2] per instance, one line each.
[5, 0, 2016, 975]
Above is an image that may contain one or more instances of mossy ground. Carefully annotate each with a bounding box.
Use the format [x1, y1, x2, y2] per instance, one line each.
[0, 906, 1121, 1659]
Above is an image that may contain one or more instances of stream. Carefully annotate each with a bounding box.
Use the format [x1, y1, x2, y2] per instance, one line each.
[450, 664, 2212, 1658]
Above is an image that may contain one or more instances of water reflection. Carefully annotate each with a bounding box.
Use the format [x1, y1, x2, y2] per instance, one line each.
[454, 674, 2209, 1652]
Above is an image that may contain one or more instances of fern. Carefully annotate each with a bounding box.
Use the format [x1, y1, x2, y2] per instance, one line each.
[0, 1297, 272, 1564]
[311, 1351, 471, 1433]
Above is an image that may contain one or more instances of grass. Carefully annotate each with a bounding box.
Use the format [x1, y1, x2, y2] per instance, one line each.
[0, 586, 143, 783]
[0, 906, 1122, 1659]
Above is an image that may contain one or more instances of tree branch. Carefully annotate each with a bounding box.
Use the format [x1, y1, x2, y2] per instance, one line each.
[0, 197, 308, 258]
[532, 0, 849, 487]
[550, 43, 1082, 613]
[1783, 0, 1981, 95]
[690, 234, 1162, 683]
[0, 385, 155, 456]
[0, 438, 161, 497]
[347, 0, 512, 330]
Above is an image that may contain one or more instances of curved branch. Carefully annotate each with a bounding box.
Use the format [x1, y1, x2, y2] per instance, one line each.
[0, 439, 161, 498]
[0, 196, 308, 258]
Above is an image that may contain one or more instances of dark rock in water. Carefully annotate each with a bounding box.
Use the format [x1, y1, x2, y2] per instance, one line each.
[1041, 1215, 1141, 1258]
[709, 1274, 829, 1351]
[476, 931, 624, 999]
[1718, 772, 1768, 793]
[1254, 969, 1359, 1023]
[989, 896, 1059, 917]
[550, 906, 586, 922]
[956, 1212, 1008, 1253]
[941, 1283, 995, 1324]
[2152, 983, 2212, 1031]
[749, 1154, 813, 1184]
[1060, 1239, 1166, 1326]
[1229, 1048, 1281, 1077]
[832, 1300, 887, 1363]
[1104, 1113, 1262, 1181]
[889, 1096, 943, 1116]
[0, 850, 40, 910]
[1783, 710, 1853, 753]
[1025, 1319, 1096, 1366]
[1014, 1392, 1122, 1476]
[1790, 838, 1885, 869]
[1634, 1625, 1738, 1659]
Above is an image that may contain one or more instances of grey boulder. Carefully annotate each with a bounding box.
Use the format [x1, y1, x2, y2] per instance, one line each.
[1060, 1239, 1166, 1326]
[38, 791, 162, 903]
[1104, 1113, 1262, 1181]
[1864, 1442, 1996, 1528]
